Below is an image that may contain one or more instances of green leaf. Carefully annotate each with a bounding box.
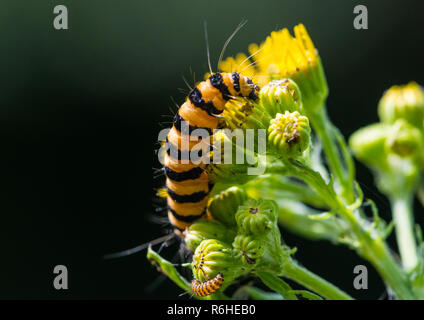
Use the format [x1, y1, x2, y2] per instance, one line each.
[307, 211, 334, 220]
[348, 182, 363, 211]
[288, 290, 323, 300]
[256, 270, 298, 300]
[333, 125, 355, 185]
[246, 286, 284, 300]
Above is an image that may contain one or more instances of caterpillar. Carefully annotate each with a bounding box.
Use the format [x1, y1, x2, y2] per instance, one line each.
[191, 273, 224, 296]
[164, 72, 259, 230]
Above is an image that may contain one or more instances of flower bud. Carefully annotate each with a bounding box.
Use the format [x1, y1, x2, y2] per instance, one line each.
[184, 219, 234, 252]
[221, 97, 267, 131]
[208, 130, 260, 185]
[268, 111, 311, 157]
[235, 200, 287, 274]
[235, 199, 278, 235]
[349, 123, 391, 167]
[378, 82, 424, 128]
[192, 239, 242, 283]
[208, 187, 248, 226]
[232, 234, 264, 265]
[386, 119, 424, 158]
[259, 79, 303, 117]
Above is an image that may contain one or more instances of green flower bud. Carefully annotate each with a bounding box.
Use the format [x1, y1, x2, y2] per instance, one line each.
[192, 239, 243, 283]
[221, 97, 266, 131]
[349, 123, 391, 167]
[235, 199, 278, 235]
[268, 111, 311, 158]
[208, 163, 257, 185]
[184, 219, 234, 252]
[235, 200, 287, 274]
[208, 130, 260, 185]
[259, 79, 303, 117]
[232, 234, 264, 265]
[208, 187, 248, 226]
[379, 154, 420, 195]
[386, 119, 424, 158]
[350, 122, 422, 195]
[378, 82, 424, 129]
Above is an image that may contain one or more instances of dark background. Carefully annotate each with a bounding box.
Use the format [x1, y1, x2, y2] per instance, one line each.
[0, 0, 423, 299]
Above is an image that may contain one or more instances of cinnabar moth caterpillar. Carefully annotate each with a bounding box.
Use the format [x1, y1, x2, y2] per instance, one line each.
[164, 72, 259, 230]
[191, 273, 224, 296]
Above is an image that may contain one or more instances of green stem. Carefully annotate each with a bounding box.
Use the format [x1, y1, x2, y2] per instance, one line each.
[147, 247, 229, 300]
[308, 107, 355, 203]
[390, 195, 419, 272]
[285, 160, 415, 299]
[275, 199, 348, 242]
[359, 236, 415, 300]
[246, 286, 284, 300]
[256, 270, 298, 300]
[336, 207, 415, 299]
[244, 174, 327, 208]
[282, 261, 354, 300]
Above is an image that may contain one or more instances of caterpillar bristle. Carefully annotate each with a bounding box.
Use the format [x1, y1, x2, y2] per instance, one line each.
[182, 76, 194, 91]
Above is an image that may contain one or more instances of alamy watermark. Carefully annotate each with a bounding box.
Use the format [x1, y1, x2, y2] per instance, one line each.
[353, 265, 368, 290]
[53, 5, 68, 30]
[158, 121, 267, 175]
[353, 5, 368, 30]
[53, 265, 68, 290]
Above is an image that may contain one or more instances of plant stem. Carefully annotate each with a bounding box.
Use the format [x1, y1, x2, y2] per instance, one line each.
[308, 107, 354, 203]
[359, 236, 415, 300]
[285, 160, 416, 299]
[246, 286, 284, 300]
[391, 195, 419, 272]
[147, 247, 229, 300]
[275, 199, 347, 242]
[335, 205, 415, 300]
[282, 261, 354, 300]
[256, 271, 298, 300]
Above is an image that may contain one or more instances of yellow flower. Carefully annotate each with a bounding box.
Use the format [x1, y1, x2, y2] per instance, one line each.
[219, 24, 328, 112]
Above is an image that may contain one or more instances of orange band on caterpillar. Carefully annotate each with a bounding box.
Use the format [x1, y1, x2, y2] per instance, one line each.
[191, 273, 224, 296]
[164, 72, 259, 230]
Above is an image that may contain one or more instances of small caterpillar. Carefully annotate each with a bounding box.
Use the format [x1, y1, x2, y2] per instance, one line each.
[191, 273, 224, 296]
[164, 72, 259, 230]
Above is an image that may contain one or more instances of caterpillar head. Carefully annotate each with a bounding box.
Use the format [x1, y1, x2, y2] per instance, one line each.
[238, 74, 260, 102]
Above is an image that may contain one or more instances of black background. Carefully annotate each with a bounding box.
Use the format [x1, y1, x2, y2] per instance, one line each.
[0, 0, 423, 299]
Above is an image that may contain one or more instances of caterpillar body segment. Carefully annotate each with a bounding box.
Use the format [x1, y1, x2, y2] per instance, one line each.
[191, 273, 224, 297]
[164, 72, 259, 230]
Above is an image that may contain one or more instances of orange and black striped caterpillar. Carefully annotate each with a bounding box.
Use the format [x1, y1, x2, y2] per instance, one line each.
[191, 273, 224, 296]
[164, 72, 259, 230]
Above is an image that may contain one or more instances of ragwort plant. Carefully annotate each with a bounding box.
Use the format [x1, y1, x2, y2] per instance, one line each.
[148, 24, 424, 300]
